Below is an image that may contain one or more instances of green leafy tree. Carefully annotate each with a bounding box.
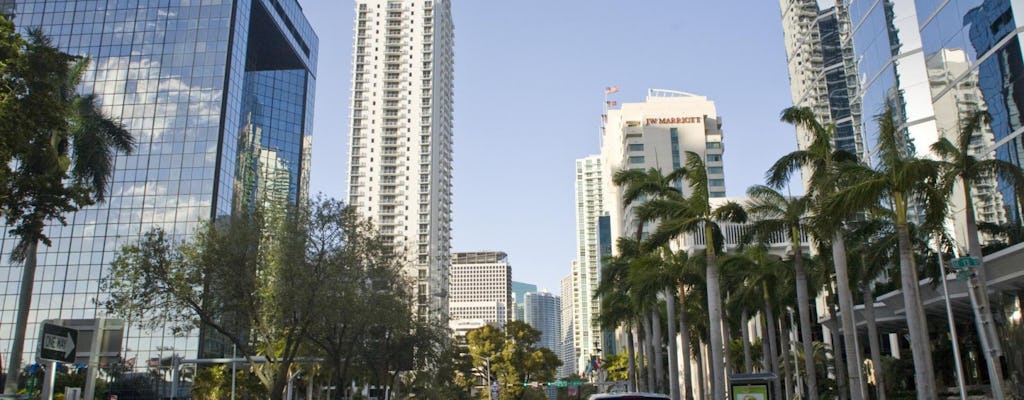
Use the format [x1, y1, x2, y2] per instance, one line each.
[0, 22, 134, 394]
[101, 197, 371, 400]
[466, 321, 561, 400]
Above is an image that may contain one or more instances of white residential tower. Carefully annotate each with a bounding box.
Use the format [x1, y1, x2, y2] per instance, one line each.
[346, 0, 455, 321]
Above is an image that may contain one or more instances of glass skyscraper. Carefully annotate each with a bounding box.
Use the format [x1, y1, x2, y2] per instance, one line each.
[0, 0, 317, 365]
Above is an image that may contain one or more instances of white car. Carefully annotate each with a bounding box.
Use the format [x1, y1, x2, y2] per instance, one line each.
[588, 393, 671, 400]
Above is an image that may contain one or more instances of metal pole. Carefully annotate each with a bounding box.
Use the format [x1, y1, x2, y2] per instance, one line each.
[83, 319, 105, 400]
[966, 274, 1004, 400]
[231, 345, 236, 400]
[40, 361, 56, 400]
[486, 357, 492, 400]
[170, 357, 179, 400]
[938, 251, 967, 400]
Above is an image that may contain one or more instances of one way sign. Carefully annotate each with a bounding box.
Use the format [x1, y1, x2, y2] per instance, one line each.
[38, 323, 77, 363]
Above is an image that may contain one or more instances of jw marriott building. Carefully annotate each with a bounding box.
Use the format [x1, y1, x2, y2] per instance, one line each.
[0, 0, 318, 363]
[345, 0, 455, 320]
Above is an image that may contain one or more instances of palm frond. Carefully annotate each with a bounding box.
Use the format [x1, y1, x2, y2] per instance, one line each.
[70, 94, 134, 201]
[765, 150, 810, 189]
[711, 201, 747, 224]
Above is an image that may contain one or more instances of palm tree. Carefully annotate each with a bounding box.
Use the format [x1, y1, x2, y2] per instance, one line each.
[1, 30, 134, 394]
[665, 249, 704, 400]
[847, 215, 898, 400]
[613, 167, 687, 398]
[630, 253, 668, 393]
[597, 237, 647, 392]
[636, 151, 747, 400]
[743, 185, 820, 397]
[769, 106, 863, 400]
[826, 104, 944, 399]
[932, 109, 1024, 396]
[657, 247, 684, 399]
[720, 244, 789, 400]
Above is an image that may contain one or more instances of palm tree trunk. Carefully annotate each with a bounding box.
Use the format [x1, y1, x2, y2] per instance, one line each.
[894, 209, 937, 400]
[666, 289, 681, 400]
[862, 284, 886, 400]
[642, 315, 656, 393]
[962, 181, 1006, 397]
[762, 286, 782, 400]
[831, 230, 866, 400]
[627, 323, 637, 392]
[4, 240, 39, 395]
[652, 309, 665, 393]
[781, 316, 794, 400]
[636, 323, 647, 392]
[792, 229, 820, 400]
[741, 309, 752, 373]
[679, 286, 694, 400]
[695, 342, 706, 400]
[760, 313, 770, 373]
[704, 224, 727, 400]
[723, 317, 733, 378]
[828, 289, 849, 400]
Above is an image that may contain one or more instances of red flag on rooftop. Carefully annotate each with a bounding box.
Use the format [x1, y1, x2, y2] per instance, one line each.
[604, 86, 619, 95]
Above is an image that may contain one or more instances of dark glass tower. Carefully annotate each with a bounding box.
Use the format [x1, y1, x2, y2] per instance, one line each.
[964, 0, 1024, 222]
[0, 0, 317, 365]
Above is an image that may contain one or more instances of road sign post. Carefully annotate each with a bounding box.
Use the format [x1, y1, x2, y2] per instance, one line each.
[38, 323, 77, 400]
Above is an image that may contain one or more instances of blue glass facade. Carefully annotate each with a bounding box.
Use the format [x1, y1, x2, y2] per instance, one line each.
[596, 215, 617, 355]
[0, 0, 317, 364]
[847, 0, 1024, 221]
[819, 10, 862, 155]
[961, 0, 1024, 221]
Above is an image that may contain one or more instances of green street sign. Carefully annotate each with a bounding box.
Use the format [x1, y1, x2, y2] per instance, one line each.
[951, 257, 981, 269]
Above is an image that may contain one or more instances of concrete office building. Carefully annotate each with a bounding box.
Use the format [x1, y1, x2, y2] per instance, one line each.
[511, 281, 538, 321]
[559, 274, 576, 378]
[524, 291, 561, 354]
[346, 0, 455, 321]
[448, 252, 512, 330]
[600, 90, 726, 246]
[0, 0, 318, 364]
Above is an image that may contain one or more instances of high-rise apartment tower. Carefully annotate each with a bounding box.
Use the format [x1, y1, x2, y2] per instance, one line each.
[779, 0, 864, 174]
[559, 274, 577, 378]
[345, 0, 455, 321]
[572, 155, 608, 372]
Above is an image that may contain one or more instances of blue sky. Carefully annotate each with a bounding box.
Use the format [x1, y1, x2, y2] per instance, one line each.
[303, 1, 799, 294]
